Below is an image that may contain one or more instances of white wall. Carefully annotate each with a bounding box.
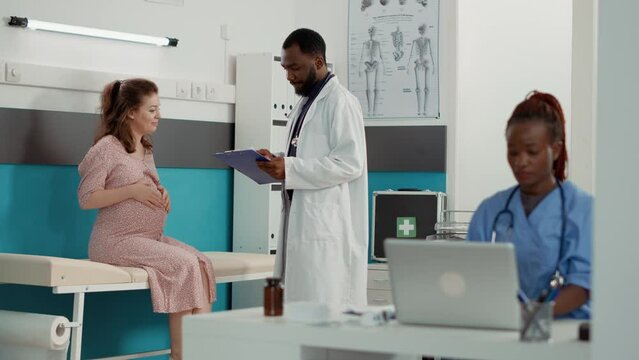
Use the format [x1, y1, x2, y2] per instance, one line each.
[292, 1, 349, 82]
[571, 0, 597, 194]
[0, 0, 297, 121]
[593, 0, 639, 357]
[2, 1, 586, 208]
[453, 0, 573, 211]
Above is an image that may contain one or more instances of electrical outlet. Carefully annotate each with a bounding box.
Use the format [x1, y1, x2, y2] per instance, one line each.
[176, 81, 190, 99]
[6, 63, 21, 82]
[192, 82, 205, 100]
[206, 83, 216, 101]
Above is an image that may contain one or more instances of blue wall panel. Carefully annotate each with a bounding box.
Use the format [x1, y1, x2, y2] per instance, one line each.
[0, 164, 233, 359]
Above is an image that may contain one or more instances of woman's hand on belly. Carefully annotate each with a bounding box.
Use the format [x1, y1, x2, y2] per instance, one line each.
[157, 185, 171, 213]
[128, 180, 164, 209]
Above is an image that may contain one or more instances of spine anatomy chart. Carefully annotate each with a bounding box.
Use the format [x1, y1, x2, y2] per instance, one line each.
[349, 0, 440, 119]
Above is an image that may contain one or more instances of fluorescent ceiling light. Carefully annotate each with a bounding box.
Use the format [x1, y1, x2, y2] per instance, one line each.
[8, 16, 178, 47]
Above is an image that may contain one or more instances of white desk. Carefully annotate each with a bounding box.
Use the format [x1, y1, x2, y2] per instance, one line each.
[183, 307, 590, 360]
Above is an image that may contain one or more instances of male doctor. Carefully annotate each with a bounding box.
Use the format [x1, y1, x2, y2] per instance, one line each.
[257, 28, 368, 308]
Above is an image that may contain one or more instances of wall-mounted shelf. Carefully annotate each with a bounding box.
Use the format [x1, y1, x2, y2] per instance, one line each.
[0, 59, 235, 104]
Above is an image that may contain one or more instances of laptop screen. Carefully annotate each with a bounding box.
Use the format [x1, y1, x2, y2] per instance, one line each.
[385, 239, 521, 330]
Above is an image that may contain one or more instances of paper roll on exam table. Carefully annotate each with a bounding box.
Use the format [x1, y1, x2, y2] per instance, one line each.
[0, 310, 71, 360]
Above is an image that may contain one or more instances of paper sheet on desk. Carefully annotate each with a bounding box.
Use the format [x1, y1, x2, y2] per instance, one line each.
[0, 310, 70, 360]
[214, 149, 280, 185]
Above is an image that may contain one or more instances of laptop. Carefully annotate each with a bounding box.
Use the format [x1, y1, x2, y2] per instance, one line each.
[385, 239, 521, 330]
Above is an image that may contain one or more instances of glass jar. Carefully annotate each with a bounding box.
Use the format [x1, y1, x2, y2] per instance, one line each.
[425, 210, 473, 241]
[264, 277, 283, 316]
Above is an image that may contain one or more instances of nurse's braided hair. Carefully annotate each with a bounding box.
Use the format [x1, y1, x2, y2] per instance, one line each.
[506, 91, 568, 182]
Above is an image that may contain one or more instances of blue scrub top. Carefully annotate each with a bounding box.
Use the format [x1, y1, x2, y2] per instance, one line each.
[467, 180, 592, 319]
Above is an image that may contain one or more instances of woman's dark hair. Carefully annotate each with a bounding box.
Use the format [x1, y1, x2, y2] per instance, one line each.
[507, 91, 568, 181]
[96, 78, 158, 153]
[282, 28, 327, 63]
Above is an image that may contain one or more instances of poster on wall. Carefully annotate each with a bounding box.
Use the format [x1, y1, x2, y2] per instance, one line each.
[348, 0, 440, 119]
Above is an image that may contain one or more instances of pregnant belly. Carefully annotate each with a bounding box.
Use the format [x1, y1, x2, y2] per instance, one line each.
[97, 199, 167, 237]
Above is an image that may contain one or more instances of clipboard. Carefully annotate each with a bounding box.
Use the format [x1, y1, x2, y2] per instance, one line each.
[214, 149, 280, 184]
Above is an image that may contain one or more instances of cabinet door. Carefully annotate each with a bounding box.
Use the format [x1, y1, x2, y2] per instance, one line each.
[271, 61, 288, 121]
[367, 289, 393, 306]
[268, 184, 282, 253]
[270, 121, 289, 154]
[367, 270, 391, 290]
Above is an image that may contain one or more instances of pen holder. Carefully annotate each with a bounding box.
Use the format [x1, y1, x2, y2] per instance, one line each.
[520, 302, 553, 342]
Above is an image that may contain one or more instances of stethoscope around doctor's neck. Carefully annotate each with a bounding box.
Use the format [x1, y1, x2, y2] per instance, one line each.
[491, 179, 567, 288]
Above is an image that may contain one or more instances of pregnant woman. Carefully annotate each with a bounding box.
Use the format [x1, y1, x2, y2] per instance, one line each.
[78, 78, 215, 360]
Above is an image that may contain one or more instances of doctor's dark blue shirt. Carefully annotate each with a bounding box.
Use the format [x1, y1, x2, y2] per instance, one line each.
[467, 180, 592, 319]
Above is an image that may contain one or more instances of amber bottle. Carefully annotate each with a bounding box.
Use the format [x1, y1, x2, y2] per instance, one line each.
[264, 277, 283, 316]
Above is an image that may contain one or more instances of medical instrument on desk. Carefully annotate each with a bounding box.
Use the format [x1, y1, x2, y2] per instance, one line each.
[344, 306, 396, 326]
[426, 210, 474, 241]
[362, 308, 396, 326]
[492, 179, 567, 300]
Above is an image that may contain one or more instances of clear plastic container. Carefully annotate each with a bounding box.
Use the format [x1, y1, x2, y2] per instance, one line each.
[426, 210, 473, 241]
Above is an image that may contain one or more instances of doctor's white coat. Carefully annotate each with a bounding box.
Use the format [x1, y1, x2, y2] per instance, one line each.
[274, 76, 369, 308]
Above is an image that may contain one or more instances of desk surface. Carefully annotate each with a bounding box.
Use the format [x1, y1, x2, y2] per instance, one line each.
[184, 307, 590, 360]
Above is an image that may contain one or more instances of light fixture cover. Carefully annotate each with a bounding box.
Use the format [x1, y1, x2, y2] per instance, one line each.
[8, 16, 178, 47]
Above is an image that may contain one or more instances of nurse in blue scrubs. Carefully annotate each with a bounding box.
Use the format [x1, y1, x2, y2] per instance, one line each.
[467, 91, 592, 319]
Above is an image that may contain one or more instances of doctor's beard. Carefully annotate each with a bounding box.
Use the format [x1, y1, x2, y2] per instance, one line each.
[296, 66, 318, 97]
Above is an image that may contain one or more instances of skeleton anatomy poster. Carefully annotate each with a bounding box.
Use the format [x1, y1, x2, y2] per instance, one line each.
[348, 0, 440, 119]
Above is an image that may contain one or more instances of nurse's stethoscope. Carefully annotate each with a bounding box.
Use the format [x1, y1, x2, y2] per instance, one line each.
[491, 179, 567, 291]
